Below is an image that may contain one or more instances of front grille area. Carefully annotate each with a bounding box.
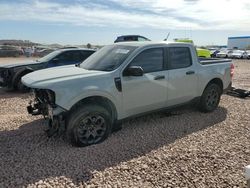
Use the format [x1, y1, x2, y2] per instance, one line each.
[35, 89, 56, 106]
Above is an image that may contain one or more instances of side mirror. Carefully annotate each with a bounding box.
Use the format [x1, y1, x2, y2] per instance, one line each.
[123, 66, 144, 76]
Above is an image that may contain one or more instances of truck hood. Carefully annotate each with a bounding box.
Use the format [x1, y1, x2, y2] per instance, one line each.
[22, 65, 105, 88]
[0, 61, 41, 68]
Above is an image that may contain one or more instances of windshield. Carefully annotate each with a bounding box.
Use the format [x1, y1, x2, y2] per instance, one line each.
[80, 45, 137, 71]
[37, 50, 61, 62]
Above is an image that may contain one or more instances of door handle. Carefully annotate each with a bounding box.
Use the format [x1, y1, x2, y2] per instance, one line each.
[154, 75, 165, 80]
[186, 71, 195, 75]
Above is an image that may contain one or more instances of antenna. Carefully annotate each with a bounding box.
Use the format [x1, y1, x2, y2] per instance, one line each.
[164, 32, 170, 41]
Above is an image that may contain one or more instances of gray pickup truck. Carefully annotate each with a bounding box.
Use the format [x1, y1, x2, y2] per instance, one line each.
[22, 42, 233, 147]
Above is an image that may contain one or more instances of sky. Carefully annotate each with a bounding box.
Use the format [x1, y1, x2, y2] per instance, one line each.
[0, 0, 250, 46]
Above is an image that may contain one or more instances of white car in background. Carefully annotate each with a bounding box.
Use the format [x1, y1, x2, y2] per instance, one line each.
[216, 49, 233, 58]
[231, 50, 246, 59]
[243, 50, 250, 59]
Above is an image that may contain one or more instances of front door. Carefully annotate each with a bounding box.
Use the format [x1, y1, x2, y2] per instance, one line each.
[121, 48, 168, 117]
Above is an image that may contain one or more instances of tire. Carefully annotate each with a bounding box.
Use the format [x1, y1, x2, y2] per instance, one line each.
[66, 104, 112, 147]
[14, 75, 29, 92]
[199, 83, 222, 112]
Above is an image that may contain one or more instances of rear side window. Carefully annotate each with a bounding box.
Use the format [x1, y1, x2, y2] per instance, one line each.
[130, 48, 163, 73]
[169, 47, 192, 69]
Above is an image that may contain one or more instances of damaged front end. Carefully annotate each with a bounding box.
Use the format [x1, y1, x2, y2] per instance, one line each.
[27, 89, 67, 136]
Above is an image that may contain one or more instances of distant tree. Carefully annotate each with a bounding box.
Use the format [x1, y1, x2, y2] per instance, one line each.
[246, 45, 250, 50]
[86, 43, 92, 49]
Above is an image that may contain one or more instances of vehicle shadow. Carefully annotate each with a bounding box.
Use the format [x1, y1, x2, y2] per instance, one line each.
[0, 106, 227, 187]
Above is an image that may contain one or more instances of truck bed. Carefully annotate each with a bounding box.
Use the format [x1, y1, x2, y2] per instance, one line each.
[199, 58, 232, 65]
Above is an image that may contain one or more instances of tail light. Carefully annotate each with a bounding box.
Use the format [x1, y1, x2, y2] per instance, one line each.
[230, 64, 234, 77]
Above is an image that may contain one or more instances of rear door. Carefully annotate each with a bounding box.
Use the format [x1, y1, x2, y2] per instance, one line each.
[121, 48, 168, 117]
[167, 47, 198, 106]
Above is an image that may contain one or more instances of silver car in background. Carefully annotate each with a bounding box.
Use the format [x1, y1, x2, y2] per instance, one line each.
[243, 50, 250, 59]
[216, 49, 233, 58]
[231, 50, 247, 59]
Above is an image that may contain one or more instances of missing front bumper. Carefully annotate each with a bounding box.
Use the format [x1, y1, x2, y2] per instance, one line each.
[27, 100, 67, 136]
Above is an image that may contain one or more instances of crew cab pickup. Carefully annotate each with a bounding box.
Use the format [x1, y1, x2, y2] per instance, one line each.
[22, 42, 233, 147]
[0, 48, 95, 91]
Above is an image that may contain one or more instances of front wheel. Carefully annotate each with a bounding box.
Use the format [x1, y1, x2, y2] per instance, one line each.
[66, 104, 112, 147]
[199, 84, 222, 112]
[14, 75, 30, 92]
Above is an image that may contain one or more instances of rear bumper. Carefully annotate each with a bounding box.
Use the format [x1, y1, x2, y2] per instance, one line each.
[231, 56, 242, 59]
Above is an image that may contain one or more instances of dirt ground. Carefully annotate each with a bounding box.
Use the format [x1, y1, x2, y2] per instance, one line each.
[0, 58, 249, 187]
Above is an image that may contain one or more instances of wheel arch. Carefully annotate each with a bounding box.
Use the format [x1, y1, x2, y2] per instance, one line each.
[204, 78, 223, 93]
[69, 96, 118, 123]
[12, 67, 34, 86]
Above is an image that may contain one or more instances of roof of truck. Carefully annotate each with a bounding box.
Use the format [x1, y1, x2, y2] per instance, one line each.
[113, 41, 194, 47]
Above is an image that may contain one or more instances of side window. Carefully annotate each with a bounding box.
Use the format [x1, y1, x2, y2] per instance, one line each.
[56, 51, 90, 62]
[80, 51, 95, 61]
[124, 36, 137, 41]
[169, 47, 192, 69]
[70, 51, 83, 62]
[56, 51, 74, 62]
[130, 48, 163, 73]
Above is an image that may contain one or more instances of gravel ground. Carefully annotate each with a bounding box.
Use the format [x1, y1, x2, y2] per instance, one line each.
[0, 58, 249, 187]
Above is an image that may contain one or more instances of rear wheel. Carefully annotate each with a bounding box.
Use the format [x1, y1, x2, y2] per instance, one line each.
[66, 104, 112, 147]
[199, 84, 222, 112]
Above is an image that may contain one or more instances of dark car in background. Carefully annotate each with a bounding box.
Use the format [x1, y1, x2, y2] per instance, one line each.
[114, 35, 150, 43]
[0, 48, 95, 91]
